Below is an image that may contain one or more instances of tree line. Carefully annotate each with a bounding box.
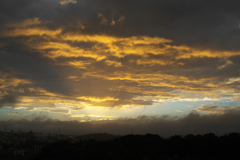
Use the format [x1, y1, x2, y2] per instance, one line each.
[36, 132, 240, 160]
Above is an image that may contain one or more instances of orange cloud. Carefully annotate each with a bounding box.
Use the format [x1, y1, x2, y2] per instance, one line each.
[58, 0, 77, 5]
[28, 88, 60, 97]
[77, 96, 119, 102]
[5, 18, 43, 28]
[0, 73, 31, 90]
[1, 17, 240, 110]
[2, 28, 61, 37]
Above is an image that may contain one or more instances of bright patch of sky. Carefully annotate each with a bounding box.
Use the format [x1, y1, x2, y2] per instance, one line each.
[1, 97, 240, 122]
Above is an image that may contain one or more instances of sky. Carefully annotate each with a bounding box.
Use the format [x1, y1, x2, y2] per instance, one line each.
[1, 0, 240, 136]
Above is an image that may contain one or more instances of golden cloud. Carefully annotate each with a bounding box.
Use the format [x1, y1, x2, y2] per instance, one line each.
[28, 88, 60, 97]
[58, 0, 77, 5]
[2, 28, 61, 37]
[1, 17, 240, 110]
[105, 60, 122, 67]
[5, 18, 43, 28]
[0, 74, 31, 90]
[77, 96, 119, 102]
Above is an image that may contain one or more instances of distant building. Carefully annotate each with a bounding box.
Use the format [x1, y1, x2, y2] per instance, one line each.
[14, 149, 25, 157]
[33, 143, 46, 155]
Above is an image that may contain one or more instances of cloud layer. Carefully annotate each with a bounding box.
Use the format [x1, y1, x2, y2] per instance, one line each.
[0, 0, 240, 124]
[2, 111, 240, 137]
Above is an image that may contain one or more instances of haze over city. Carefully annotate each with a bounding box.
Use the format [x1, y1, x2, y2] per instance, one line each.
[1, 0, 240, 136]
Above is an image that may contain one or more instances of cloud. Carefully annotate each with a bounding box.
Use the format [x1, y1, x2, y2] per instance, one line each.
[0, 0, 239, 53]
[0, 94, 20, 108]
[31, 112, 49, 121]
[8, 112, 26, 116]
[44, 109, 71, 114]
[5, 18, 43, 28]
[175, 110, 183, 112]
[1, 111, 240, 137]
[0, 0, 240, 113]
[58, 0, 77, 5]
[195, 105, 240, 114]
[118, 16, 125, 22]
[98, 13, 108, 25]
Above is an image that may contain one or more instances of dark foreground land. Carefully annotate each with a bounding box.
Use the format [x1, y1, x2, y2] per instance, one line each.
[2, 132, 240, 160]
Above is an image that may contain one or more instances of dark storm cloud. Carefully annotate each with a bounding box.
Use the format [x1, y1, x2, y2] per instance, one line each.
[0, 41, 174, 105]
[0, 43, 96, 98]
[1, 111, 240, 137]
[87, 54, 238, 92]
[229, 55, 240, 65]
[0, 0, 240, 110]
[0, 43, 157, 106]
[0, 0, 239, 73]
[1, 0, 240, 51]
[0, 94, 19, 108]
[0, 47, 71, 95]
[65, 0, 240, 51]
[171, 57, 240, 79]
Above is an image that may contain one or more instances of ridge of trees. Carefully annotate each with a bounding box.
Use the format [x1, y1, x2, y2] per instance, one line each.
[36, 132, 240, 160]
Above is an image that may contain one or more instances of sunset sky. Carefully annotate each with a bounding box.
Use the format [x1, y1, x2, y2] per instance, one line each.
[1, 0, 240, 136]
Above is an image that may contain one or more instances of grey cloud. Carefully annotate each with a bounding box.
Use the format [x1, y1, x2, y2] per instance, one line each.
[94, 54, 239, 81]
[0, 43, 237, 108]
[195, 105, 240, 114]
[0, 0, 240, 110]
[229, 55, 240, 65]
[1, 111, 240, 137]
[69, 41, 97, 49]
[0, 94, 19, 108]
[48, 109, 70, 114]
[1, 0, 240, 51]
[91, 99, 154, 108]
[0, 48, 153, 106]
[67, 0, 240, 51]
[8, 112, 26, 116]
[31, 112, 49, 121]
